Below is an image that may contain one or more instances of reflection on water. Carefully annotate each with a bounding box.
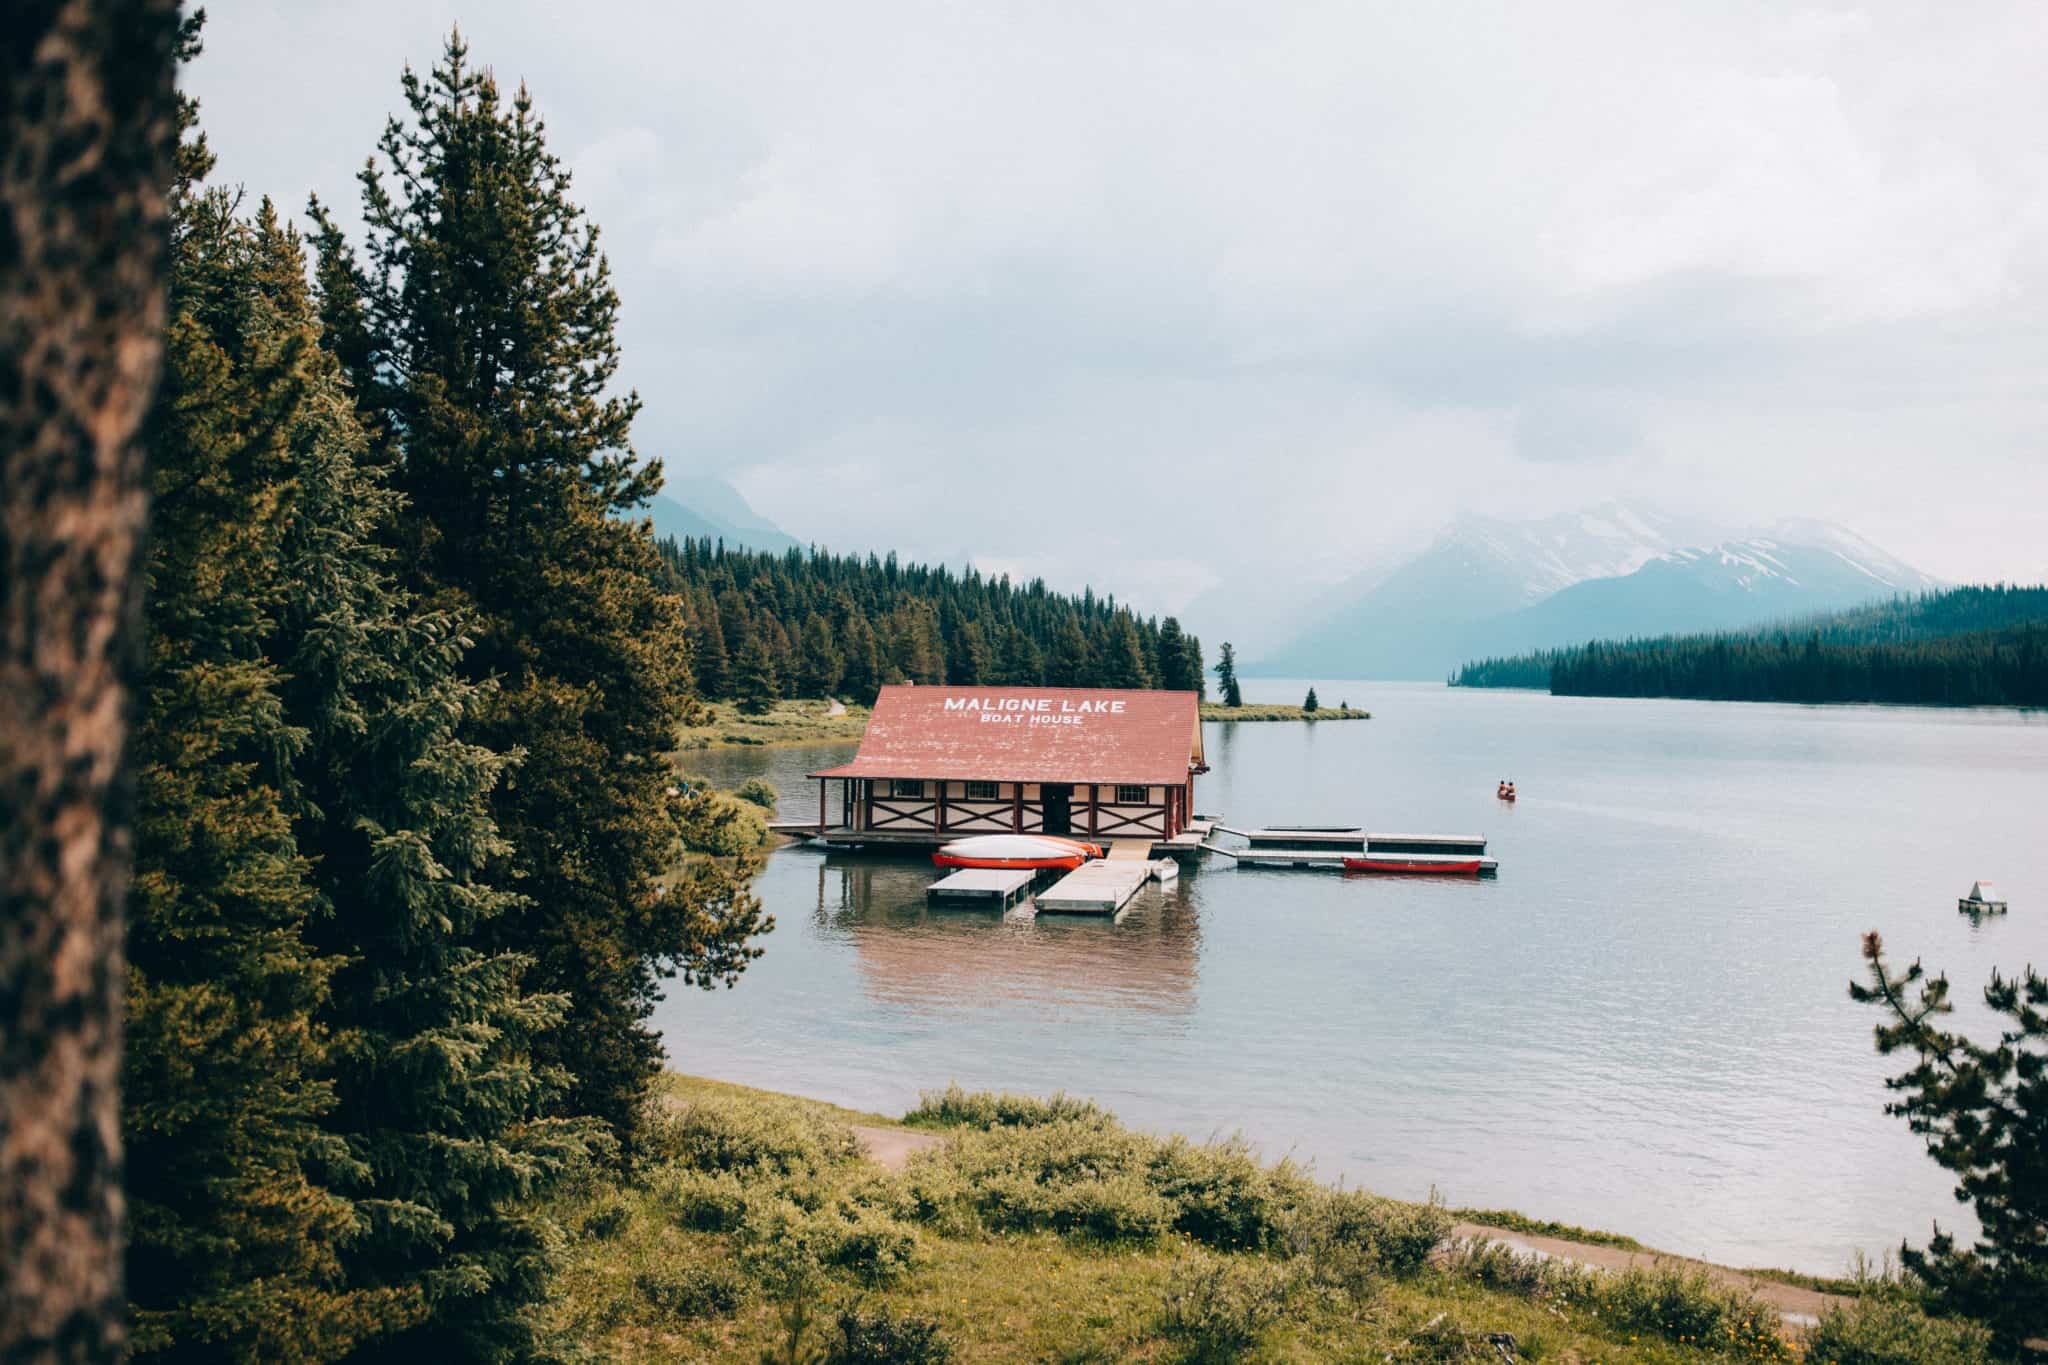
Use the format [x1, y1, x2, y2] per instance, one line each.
[809, 853, 1200, 1014]
[657, 683, 2048, 1272]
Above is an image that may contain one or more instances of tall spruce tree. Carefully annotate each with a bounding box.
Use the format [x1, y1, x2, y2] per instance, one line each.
[251, 203, 596, 1361]
[796, 612, 842, 698]
[1046, 615, 1092, 687]
[1156, 617, 1199, 692]
[1096, 612, 1154, 689]
[997, 625, 1045, 686]
[311, 31, 764, 1138]
[734, 635, 783, 715]
[127, 157, 379, 1360]
[1214, 642, 1243, 707]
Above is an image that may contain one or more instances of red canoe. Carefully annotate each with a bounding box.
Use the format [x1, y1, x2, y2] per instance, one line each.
[1343, 857, 1483, 877]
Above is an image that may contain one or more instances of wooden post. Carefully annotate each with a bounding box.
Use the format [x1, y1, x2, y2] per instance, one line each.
[1089, 784, 1099, 837]
[817, 780, 826, 835]
[936, 781, 948, 833]
[1011, 784, 1022, 833]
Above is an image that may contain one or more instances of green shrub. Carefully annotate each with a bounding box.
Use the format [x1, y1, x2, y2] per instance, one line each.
[654, 1168, 752, 1232]
[1592, 1265, 1793, 1362]
[826, 1304, 954, 1365]
[1146, 1136, 1311, 1253]
[890, 1159, 979, 1238]
[904, 1085, 1109, 1131]
[1157, 1251, 1295, 1363]
[643, 1093, 860, 1177]
[580, 1196, 633, 1241]
[739, 1198, 844, 1364]
[1291, 1188, 1452, 1282]
[736, 777, 780, 809]
[1805, 1296, 1994, 1364]
[632, 1262, 746, 1319]
[1039, 1172, 1176, 1243]
[829, 1206, 923, 1285]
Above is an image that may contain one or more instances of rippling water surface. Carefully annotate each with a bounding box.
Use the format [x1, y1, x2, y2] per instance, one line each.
[653, 681, 2047, 1272]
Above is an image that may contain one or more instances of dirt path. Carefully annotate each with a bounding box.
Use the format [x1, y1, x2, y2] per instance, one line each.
[1448, 1222, 1847, 1323]
[841, 1124, 1843, 1324]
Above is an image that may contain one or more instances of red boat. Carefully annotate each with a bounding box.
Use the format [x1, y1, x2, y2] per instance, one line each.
[1343, 856, 1483, 877]
[933, 834, 1103, 871]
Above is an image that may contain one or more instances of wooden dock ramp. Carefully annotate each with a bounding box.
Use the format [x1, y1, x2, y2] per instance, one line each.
[1037, 858, 1151, 914]
[926, 868, 1035, 908]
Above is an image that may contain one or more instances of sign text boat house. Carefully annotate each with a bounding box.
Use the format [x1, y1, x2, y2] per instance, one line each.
[800, 685, 1208, 853]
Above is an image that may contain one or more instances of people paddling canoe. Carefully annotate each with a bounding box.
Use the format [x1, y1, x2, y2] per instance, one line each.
[1497, 780, 1516, 802]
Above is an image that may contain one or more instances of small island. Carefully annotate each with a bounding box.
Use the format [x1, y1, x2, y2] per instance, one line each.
[1200, 701, 1370, 722]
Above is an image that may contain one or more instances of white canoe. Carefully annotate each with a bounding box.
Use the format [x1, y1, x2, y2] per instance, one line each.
[933, 834, 1103, 870]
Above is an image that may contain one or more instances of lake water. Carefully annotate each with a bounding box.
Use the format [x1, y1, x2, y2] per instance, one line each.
[654, 681, 2048, 1274]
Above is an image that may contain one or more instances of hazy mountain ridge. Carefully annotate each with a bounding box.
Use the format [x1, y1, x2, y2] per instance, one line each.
[1247, 505, 1938, 680]
[632, 475, 806, 555]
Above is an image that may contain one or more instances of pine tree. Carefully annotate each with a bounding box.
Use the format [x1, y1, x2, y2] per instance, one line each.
[838, 612, 883, 704]
[126, 162, 377, 1360]
[691, 595, 730, 699]
[252, 203, 596, 1360]
[797, 612, 842, 698]
[735, 635, 783, 715]
[1214, 642, 1243, 707]
[312, 30, 761, 1139]
[1302, 686, 1319, 713]
[1852, 933, 2048, 1349]
[997, 625, 1045, 686]
[1096, 612, 1154, 689]
[1046, 615, 1092, 687]
[949, 618, 991, 685]
[1156, 617, 1193, 691]
[1204, 642, 1236, 703]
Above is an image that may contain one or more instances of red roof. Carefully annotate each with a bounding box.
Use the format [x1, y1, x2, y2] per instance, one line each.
[810, 686, 1202, 786]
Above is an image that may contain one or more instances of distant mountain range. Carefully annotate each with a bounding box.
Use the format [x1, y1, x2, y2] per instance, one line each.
[629, 474, 805, 556]
[1247, 503, 1942, 680]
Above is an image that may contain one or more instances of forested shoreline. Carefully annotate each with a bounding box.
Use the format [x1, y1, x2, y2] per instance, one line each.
[1450, 586, 2048, 706]
[654, 536, 1206, 712]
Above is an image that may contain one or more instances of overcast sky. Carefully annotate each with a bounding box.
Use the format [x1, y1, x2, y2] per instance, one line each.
[190, 2, 2048, 619]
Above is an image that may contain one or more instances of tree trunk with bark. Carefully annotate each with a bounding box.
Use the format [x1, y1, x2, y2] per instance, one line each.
[1, 3, 180, 1360]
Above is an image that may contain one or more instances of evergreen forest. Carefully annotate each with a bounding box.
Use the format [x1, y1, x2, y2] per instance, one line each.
[109, 23, 1203, 1359]
[1450, 586, 2048, 706]
[653, 536, 1207, 713]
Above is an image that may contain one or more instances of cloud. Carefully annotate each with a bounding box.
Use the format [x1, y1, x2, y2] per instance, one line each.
[189, 1, 2048, 633]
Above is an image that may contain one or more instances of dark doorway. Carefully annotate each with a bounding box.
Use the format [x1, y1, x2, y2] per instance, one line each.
[1041, 784, 1073, 836]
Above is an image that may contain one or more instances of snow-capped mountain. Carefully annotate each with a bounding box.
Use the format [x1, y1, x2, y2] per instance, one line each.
[1249, 502, 1719, 678]
[1246, 505, 1938, 680]
[1468, 534, 1945, 660]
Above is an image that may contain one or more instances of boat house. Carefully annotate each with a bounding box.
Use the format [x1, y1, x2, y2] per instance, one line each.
[802, 685, 1206, 847]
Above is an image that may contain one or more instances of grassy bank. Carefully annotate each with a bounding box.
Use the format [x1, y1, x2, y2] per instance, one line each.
[677, 699, 872, 749]
[536, 1076, 1985, 1362]
[1202, 703, 1370, 722]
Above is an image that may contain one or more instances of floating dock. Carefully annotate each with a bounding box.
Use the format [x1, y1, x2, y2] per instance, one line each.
[1214, 826, 1497, 876]
[1033, 842, 1175, 914]
[926, 868, 1037, 908]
